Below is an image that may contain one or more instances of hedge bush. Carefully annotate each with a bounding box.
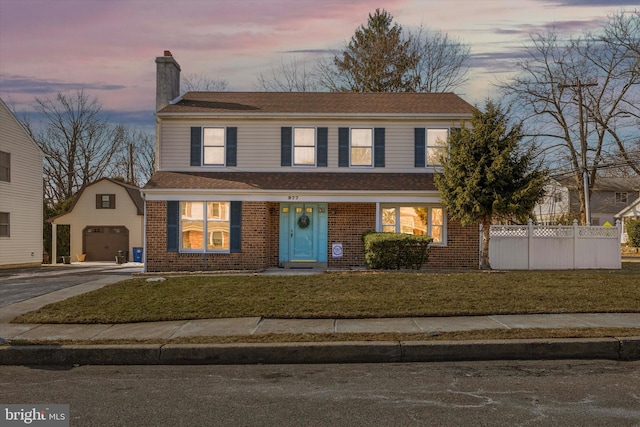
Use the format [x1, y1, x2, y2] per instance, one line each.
[627, 219, 640, 247]
[363, 232, 433, 270]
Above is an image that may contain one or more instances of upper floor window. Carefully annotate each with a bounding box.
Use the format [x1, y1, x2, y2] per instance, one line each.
[96, 194, 115, 209]
[0, 151, 9, 182]
[381, 205, 445, 243]
[426, 129, 448, 165]
[351, 128, 373, 166]
[0, 212, 9, 237]
[293, 128, 316, 166]
[203, 128, 225, 166]
[615, 192, 628, 204]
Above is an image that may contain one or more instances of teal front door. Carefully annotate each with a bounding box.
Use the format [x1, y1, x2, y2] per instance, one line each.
[279, 203, 328, 265]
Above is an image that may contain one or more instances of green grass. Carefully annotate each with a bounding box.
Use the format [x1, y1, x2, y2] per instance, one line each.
[12, 263, 640, 324]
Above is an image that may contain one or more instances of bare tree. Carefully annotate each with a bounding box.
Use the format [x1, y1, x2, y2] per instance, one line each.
[407, 25, 470, 92]
[110, 127, 155, 187]
[181, 73, 228, 93]
[255, 56, 320, 92]
[26, 91, 125, 204]
[501, 11, 640, 224]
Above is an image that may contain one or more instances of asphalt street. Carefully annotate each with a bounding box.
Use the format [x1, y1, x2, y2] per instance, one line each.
[1, 360, 639, 426]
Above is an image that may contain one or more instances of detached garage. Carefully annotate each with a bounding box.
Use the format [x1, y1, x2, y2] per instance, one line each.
[50, 178, 144, 263]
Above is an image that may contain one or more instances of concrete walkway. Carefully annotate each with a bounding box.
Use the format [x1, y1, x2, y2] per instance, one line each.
[0, 270, 639, 365]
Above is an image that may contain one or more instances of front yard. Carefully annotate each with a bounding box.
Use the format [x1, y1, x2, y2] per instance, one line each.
[13, 263, 640, 325]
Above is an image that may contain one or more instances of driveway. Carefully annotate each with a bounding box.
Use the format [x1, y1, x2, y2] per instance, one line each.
[0, 263, 142, 308]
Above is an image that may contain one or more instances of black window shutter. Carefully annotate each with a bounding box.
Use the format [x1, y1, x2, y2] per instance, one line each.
[110, 194, 116, 209]
[190, 127, 202, 166]
[281, 127, 292, 166]
[167, 201, 179, 252]
[230, 201, 242, 253]
[226, 127, 237, 166]
[374, 128, 385, 167]
[338, 127, 349, 167]
[317, 127, 328, 167]
[414, 128, 426, 168]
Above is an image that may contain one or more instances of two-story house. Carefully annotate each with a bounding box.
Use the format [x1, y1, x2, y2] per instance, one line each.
[0, 97, 44, 268]
[143, 51, 480, 272]
[535, 176, 640, 226]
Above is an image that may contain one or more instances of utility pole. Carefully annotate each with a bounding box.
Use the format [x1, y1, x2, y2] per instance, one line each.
[558, 78, 598, 226]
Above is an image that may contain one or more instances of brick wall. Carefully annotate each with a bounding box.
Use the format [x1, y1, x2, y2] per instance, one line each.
[327, 203, 376, 269]
[426, 220, 479, 270]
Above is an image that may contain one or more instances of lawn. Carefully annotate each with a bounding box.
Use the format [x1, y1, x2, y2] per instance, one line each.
[12, 262, 640, 324]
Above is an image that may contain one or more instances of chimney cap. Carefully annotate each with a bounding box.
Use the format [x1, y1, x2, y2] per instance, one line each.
[164, 50, 173, 57]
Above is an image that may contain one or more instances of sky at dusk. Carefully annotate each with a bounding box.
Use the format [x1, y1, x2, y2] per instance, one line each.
[1, 0, 638, 131]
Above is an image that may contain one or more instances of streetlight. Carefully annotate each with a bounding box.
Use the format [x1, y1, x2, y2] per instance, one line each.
[558, 78, 598, 226]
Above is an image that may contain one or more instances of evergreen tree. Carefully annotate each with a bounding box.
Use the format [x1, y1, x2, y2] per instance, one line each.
[330, 9, 419, 92]
[435, 100, 547, 269]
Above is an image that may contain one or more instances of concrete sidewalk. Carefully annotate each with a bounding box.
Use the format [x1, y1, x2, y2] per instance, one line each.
[0, 274, 639, 365]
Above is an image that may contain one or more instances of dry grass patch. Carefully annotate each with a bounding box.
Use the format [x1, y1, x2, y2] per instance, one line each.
[12, 263, 640, 324]
[5, 328, 640, 346]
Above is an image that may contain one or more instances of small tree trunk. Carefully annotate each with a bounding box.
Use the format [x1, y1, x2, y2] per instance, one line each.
[481, 216, 492, 270]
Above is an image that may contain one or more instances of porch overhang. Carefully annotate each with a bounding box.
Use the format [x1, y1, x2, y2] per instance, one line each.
[143, 171, 443, 204]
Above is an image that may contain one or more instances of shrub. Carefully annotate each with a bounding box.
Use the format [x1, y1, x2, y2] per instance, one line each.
[363, 232, 433, 270]
[627, 219, 640, 247]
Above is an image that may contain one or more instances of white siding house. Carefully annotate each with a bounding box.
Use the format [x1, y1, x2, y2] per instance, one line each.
[0, 97, 44, 268]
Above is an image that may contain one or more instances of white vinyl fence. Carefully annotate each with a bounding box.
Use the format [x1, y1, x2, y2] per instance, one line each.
[487, 219, 622, 270]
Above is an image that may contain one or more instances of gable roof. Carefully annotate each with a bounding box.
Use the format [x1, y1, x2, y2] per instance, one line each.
[158, 92, 474, 116]
[49, 178, 144, 222]
[144, 171, 437, 193]
[615, 196, 640, 218]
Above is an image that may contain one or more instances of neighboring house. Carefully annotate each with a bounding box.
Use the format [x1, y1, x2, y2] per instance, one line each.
[615, 197, 640, 244]
[0, 97, 44, 268]
[535, 176, 640, 226]
[143, 51, 480, 272]
[50, 178, 144, 263]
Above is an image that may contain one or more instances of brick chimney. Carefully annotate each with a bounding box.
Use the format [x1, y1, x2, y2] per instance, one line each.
[155, 50, 181, 112]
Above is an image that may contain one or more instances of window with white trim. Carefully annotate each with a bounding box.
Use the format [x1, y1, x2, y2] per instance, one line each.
[350, 128, 373, 166]
[293, 127, 316, 166]
[96, 194, 115, 209]
[381, 205, 445, 243]
[0, 212, 9, 237]
[0, 151, 9, 182]
[203, 128, 226, 166]
[180, 201, 230, 251]
[615, 192, 628, 204]
[427, 129, 448, 166]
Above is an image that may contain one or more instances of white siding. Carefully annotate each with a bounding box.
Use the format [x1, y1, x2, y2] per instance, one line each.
[52, 180, 143, 261]
[158, 118, 463, 172]
[0, 99, 43, 267]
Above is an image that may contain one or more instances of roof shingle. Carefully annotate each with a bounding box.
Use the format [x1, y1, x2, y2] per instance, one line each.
[159, 92, 474, 115]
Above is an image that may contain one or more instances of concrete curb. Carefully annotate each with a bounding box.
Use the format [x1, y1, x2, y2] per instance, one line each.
[1, 337, 639, 365]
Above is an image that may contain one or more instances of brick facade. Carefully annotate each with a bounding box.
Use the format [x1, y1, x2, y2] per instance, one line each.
[146, 200, 479, 272]
[327, 203, 376, 269]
